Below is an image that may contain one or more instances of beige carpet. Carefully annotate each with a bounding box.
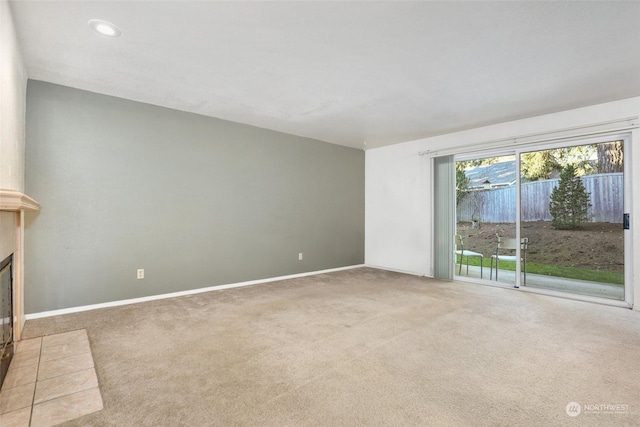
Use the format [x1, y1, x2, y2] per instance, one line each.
[21, 268, 640, 426]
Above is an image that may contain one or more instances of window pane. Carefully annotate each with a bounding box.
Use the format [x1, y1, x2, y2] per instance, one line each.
[455, 155, 517, 286]
[519, 141, 624, 300]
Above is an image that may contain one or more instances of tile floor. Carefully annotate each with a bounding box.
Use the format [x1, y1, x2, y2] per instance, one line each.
[0, 329, 103, 427]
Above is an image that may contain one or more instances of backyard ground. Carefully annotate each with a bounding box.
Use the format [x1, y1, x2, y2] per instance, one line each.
[457, 221, 624, 274]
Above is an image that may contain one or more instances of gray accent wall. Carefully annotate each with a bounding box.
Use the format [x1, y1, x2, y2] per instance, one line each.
[24, 81, 364, 314]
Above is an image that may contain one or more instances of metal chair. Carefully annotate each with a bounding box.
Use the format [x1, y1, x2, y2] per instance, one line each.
[490, 236, 528, 284]
[455, 234, 483, 278]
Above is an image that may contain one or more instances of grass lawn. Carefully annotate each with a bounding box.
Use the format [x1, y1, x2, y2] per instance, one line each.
[456, 256, 624, 285]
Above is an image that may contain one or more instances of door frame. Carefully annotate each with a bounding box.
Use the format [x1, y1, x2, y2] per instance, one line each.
[451, 131, 633, 307]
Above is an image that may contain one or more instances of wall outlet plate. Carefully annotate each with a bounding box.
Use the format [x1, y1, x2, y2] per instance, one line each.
[137, 269, 144, 279]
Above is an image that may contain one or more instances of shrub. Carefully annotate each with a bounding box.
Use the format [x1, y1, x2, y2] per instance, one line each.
[549, 164, 591, 229]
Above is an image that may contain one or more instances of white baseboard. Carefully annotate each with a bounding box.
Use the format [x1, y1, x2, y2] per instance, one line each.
[25, 264, 366, 320]
[364, 264, 426, 277]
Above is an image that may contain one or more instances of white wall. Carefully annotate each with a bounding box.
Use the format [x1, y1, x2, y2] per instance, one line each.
[365, 140, 432, 275]
[0, 0, 27, 192]
[365, 97, 640, 308]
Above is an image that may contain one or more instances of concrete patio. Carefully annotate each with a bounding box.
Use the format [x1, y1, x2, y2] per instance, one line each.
[455, 265, 624, 300]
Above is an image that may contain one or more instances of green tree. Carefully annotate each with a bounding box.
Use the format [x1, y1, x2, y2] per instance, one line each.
[456, 163, 470, 206]
[521, 146, 596, 181]
[549, 164, 592, 230]
[521, 151, 561, 181]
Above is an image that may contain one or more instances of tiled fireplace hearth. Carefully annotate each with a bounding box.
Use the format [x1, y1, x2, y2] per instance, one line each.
[0, 329, 104, 426]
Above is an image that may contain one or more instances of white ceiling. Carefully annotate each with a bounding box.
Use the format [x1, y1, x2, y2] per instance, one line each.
[9, 1, 640, 149]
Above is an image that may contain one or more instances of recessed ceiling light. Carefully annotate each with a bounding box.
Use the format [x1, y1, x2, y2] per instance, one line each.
[88, 19, 121, 38]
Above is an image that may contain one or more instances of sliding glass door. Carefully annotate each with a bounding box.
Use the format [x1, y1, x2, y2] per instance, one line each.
[518, 137, 626, 300]
[455, 154, 518, 286]
[451, 133, 630, 302]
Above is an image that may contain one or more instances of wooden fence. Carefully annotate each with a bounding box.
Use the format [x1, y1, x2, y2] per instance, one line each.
[457, 173, 623, 223]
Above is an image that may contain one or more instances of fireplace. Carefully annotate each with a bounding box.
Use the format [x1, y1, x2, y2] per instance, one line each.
[0, 253, 13, 389]
[0, 190, 40, 371]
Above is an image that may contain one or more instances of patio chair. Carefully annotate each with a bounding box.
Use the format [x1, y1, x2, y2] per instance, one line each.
[455, 234, 483, 278]
[490, 236, 528, 285]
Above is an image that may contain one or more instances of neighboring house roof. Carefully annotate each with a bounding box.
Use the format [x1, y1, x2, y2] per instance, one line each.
[465, 160, 516, 188]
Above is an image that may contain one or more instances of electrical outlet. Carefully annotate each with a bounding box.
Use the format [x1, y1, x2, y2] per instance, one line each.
[137, 269, 144, 279]
[298, 252, 303, 261]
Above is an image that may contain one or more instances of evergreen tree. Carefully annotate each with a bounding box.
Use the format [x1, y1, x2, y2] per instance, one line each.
[521, 151, 560, 181]
[456, 163, 470, 206]
[549, 164, 591, 229]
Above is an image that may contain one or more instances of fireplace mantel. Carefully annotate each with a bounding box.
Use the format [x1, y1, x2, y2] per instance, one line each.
[0, 189, 40, 212]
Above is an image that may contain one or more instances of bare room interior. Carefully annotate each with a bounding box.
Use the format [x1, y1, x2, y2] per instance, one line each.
[1, 1, 640, 426]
